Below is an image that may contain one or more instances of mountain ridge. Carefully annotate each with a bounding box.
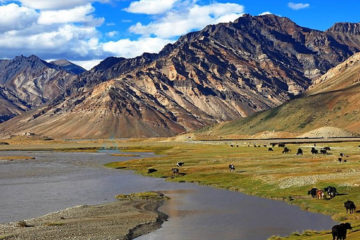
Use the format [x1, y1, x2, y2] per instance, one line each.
[0, 55, 81, 122]
[2, 14, 360, 138]
[194, 52, 360, 138]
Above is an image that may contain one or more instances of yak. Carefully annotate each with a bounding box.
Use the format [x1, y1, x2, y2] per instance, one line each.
[332, 223, 352, 240]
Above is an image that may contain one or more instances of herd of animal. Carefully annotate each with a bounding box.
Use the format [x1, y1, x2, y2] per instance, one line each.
[146, 143, 357, 239]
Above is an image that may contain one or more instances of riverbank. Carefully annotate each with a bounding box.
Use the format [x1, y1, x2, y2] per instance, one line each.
[0, 192, 167, 240]
[105, 141, 360, 239]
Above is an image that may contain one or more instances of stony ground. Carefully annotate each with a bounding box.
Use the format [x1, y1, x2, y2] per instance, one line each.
[0, 193, 167, 240]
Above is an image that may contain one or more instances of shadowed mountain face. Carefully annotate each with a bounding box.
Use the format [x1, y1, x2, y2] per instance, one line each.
[50, 60, 86, 75]
[195, 52, 360, 138]
[2, 14, 360, 138]
[0, 55, 80, 122]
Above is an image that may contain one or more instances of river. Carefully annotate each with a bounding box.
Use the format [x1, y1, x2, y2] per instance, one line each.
[0, 151, 336, 239]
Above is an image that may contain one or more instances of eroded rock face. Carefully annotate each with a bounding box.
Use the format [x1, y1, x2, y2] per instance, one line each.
[2, 14, 360, 138]
[0, 55, 79, 122]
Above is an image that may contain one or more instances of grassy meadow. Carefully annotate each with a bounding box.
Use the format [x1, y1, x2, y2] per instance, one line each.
[105, 140, 360, 239]
[2, 136, 360, 239]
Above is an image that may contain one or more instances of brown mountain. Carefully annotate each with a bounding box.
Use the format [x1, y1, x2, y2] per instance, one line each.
[2, 14, 360, 138]
[195, 52, 360, 138]
[0, 55, 79, 122]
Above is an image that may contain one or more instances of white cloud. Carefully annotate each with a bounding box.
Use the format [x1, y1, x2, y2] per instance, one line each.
[129, 3, 244, 38]
[125, 0, 178, 14]
[106, 31, 118, 37]
[71, 59, 102, 70]
[16, 0, 109, 10]
[38, 4, 103, 25]
[102, 37, 173, 58]
[0, 1, 246, 63]
[259, 11, 272, 16]
[288, 2, 310, 10]
[0, 2, 104, 60]
[0, 23, 102, 59]
[0, 3, 38, 31]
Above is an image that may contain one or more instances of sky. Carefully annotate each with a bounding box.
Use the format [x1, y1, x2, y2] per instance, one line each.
[0, 0, 359, 69]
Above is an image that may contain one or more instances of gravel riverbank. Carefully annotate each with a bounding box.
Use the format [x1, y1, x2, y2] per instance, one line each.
[0, 193, 167, 240]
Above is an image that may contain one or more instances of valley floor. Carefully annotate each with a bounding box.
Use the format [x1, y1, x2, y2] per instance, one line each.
[2, 137, 360, 239]
[105, 139, 360, 240]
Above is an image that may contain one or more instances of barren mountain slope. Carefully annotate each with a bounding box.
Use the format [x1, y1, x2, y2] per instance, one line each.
[0, 55, 79, 121]
[2, 15, 360, 138]
[196, 53, 360, 138]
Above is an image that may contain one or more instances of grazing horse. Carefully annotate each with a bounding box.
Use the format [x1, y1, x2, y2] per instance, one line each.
[316, 189, 324, 199]
[324, 186, 337, 199]
[282, 147, 290, 154]
[172, 168, 179, 176]
[308, 188, 318, 198]
[332, 223, 352, 240]
[229, 164, 235, 172]
[296, 148, 303, 155]
[176, 162, 184, 167]
[344, 200, 356, 214]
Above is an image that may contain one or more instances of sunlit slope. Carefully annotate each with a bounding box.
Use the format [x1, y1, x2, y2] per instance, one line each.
[197, 84, 360, 137]
[307, 52, 360, 95]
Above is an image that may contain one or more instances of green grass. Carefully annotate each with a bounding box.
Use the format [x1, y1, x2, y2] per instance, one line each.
[106, 141, 360, 239]
[116, 191, 168, 200]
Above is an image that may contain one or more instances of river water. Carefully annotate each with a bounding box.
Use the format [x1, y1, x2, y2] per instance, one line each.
[0, 151, 336, 239]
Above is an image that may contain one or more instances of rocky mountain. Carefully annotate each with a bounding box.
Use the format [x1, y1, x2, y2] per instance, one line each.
[50, 60, 86, 75]
[0, 55, 79, 122]
[195, 52, 360, 138]
[2, 14, 360, 138]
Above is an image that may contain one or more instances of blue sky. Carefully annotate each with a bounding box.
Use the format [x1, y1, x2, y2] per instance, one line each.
[0, 0, 359, 69]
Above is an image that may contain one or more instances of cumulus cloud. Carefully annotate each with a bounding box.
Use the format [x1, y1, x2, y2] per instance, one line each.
[106, 31, 118, 37]
[288, 2, 310, 10]
[0, 1, 247, 64]
[102, 37, 173, 58]
[0, 24, 101, 58]
[129, 3, 244, 38]
[38, 4, 103, 25]
[125, 0, 178, 14]
[0, 3, 38, 31]
[0, 2, 104, 60]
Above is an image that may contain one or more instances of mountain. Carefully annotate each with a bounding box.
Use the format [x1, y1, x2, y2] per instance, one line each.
[0, 55, 78, 122]
[0, 87, 29, 123]
[195, 52, 360, 138]
[2, 14, 360, 138]
[50, 59, 86, 75]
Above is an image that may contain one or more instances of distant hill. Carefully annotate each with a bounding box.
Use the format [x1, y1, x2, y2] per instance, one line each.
[50, 59, 86, 75]
[0, 55, 77, 123]
[2, 14, 360, 138]
[195, 52, 360, 138]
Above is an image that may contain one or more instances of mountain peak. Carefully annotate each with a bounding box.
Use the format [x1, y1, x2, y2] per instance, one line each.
[50, 59, 86, 75]
[327, 22, 360, 34]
